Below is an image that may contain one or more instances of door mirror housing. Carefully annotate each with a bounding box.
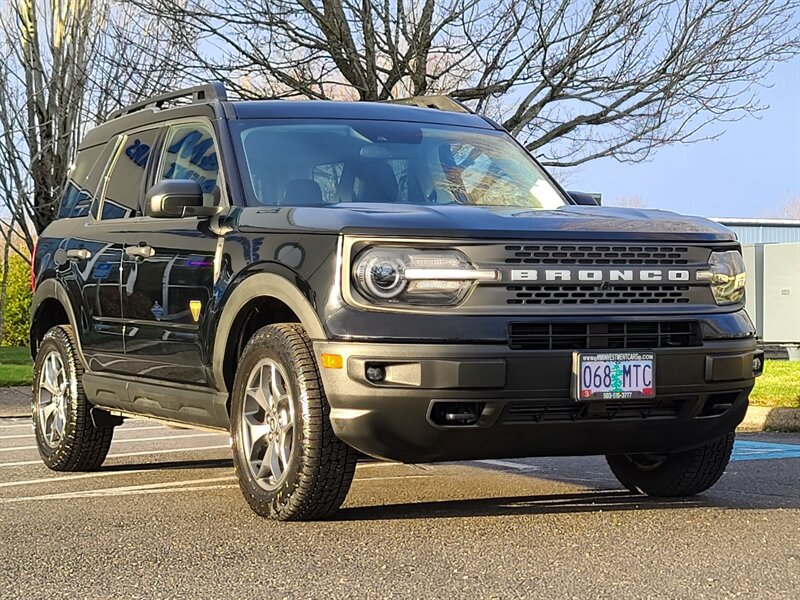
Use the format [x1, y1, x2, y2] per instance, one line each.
[145, 179, 222, 218]
[567, 191, 601, 206]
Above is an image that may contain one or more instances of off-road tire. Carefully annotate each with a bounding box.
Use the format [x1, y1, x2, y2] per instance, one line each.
[231, 323, 358, 520]
[32, 325, 115, 471]
[606, 433, 735, 497]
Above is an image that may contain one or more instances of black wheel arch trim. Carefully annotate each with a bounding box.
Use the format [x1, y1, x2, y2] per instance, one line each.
[30, 279, 89, 369]
[211, 272, 327, 392]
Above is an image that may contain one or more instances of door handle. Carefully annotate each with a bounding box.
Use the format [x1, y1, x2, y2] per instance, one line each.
[66, 248, 92, 261]
[125, 245, 155, 259]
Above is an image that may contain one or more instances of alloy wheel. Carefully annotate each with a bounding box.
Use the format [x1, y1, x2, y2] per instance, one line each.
[240, 358, 296, 490]
[37, 350, 69, 448]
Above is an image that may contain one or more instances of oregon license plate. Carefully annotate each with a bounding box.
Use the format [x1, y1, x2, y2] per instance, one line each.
[572, 352, 655, 401]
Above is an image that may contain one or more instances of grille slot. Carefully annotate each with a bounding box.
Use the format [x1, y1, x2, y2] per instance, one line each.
[506, 284, 691, 305]
[504, 244, 691, 265]
[507, 321, 701, 350]
[504, 397, 686, 424]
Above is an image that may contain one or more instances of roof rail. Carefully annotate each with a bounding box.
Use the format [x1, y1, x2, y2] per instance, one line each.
[388, 95, 472, 114]
[107, 82, 228, 120]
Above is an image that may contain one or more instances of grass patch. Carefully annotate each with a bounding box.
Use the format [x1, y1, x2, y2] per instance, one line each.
[0, 346, 32, 387]
[750, 360, 800, 409]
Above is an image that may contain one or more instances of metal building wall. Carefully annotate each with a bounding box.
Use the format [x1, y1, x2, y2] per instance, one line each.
[741, 242, 800, 345]
[713, 219, 800, 244]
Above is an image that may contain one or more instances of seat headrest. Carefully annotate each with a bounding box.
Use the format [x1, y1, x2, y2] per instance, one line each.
[352, 160, 398, 203]
[283, 179, 324, 205]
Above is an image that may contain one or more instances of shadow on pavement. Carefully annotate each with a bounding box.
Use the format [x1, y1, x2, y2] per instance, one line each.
[336, 490, 707, 521]
[99, 458, 233, 472]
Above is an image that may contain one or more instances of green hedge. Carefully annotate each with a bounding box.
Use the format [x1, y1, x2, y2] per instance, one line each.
[1, 254, 32, 347]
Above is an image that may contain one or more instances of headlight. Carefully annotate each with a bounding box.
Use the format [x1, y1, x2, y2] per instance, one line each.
[698, 250, 746, 305]
[352, 247, 497, 306]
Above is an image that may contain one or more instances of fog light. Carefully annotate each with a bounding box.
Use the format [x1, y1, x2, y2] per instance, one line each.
[752, 352, 764, 377]
[365, 365, 386, 383]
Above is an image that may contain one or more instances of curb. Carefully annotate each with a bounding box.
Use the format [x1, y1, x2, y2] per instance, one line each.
[0, 386, 31, 418]
[737, 405, 800, 433]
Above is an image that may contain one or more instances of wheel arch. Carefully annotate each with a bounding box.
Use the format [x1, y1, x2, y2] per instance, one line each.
[212, 273, 327, 395]
[30, 279, 87, 367]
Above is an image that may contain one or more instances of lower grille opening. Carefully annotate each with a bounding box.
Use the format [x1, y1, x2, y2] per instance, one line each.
[508, 321, 701, 351]
[429, 402, 486, 426]
[504, 397, 688, 424]
[698, 392, 741, 417]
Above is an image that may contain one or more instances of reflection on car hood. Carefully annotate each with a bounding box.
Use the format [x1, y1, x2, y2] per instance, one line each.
[234, 203, 736, 242]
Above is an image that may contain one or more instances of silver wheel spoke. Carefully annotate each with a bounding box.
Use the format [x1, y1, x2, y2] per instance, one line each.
[240, 357, 297, 490]
[36, 351, 68, 448]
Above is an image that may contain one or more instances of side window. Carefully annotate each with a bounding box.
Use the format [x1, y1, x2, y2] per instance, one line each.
[58, 141, 123, 219]
[100, 129, 159, 220]
[159, 122, 220, 206]
[312, 162, 343, 204]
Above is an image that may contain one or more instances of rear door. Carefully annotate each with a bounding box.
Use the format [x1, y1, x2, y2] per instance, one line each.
[119, 119, 224, 386]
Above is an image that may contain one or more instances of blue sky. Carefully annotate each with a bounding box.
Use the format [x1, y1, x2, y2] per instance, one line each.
[565, 56, 800, 219]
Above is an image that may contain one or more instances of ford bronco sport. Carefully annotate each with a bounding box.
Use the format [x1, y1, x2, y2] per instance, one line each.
[30, 83, 763, 520]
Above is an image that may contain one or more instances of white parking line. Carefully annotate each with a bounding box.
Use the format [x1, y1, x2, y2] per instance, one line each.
[353, 474, 433, 482]
[474, 459, 541, 471]
[0, 425, 170, 440]
[1, 473, 435, 504]
[0, 432, 223, 453]
[1, 476, 238, 503]
[0, 444, 232, 468]
[0, 469, 152, 489]
[1, 433, 39, 440]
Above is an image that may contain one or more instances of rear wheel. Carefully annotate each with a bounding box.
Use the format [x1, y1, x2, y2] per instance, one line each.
[606, 433, 735, 497]
[231, 323, 357, 520]
[32, 325, 115, 471]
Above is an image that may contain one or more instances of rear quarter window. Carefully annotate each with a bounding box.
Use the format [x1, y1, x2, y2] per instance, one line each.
[57, 145, 104, 219]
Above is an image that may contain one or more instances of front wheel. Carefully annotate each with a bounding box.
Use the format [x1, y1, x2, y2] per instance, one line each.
[230, 323, 357, 520]
[606, 433, 735, 497]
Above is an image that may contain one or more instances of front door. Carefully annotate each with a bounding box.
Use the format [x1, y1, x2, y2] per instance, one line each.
[72, 129, 159, 371]
[120, 120, 224, 386]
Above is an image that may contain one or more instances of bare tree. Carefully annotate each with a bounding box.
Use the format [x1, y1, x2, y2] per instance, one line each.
[778, 197, 800, 218]
[0, 0, 194, 256]
[613, 196, 648, 209]
[138, 0, 799, 168]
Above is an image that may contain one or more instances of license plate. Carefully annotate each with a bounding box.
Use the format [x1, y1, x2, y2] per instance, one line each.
[572, 352, 655, 401]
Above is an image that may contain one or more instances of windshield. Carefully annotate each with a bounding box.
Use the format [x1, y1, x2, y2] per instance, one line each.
[232, 119, 566, 209]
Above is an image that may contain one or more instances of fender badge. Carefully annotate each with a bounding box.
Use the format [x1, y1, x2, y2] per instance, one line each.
[189, 300, 202, 322]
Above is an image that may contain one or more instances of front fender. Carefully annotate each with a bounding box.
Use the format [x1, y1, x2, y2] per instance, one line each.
[210, 272, 327, 391]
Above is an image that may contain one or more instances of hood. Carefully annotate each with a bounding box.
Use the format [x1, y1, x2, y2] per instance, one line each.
[234, 203, 737, 242]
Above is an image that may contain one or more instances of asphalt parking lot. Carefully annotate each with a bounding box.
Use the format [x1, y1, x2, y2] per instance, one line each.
[0, 417, 798, 599]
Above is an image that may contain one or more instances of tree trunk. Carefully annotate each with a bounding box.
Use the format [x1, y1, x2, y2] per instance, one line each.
[0, 236, 11, 345]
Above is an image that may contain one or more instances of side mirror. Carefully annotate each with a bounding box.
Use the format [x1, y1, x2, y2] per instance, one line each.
[567, 191, 601, 206]
[145, 179, 221, 218]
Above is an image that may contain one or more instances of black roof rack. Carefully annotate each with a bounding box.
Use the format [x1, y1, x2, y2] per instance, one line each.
[107, 82, 228, 120]
[388, 95, 472, 114]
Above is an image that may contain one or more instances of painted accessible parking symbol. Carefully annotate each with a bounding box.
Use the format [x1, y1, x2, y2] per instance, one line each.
[731, 441, 800, 462]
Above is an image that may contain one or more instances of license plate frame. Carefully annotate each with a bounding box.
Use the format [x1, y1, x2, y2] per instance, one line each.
[571, 351, 656, 401]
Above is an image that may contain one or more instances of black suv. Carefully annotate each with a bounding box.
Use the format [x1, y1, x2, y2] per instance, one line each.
[30, 83, 763, 520]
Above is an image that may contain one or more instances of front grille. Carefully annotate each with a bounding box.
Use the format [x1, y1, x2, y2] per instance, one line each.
[504, 244, 692, 266]
[506, 284, 691, 305]
[507, 321, 701, 350]
[504, 397, 687, 424]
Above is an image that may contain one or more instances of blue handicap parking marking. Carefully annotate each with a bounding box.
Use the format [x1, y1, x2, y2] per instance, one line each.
[731, 441, 800, 462]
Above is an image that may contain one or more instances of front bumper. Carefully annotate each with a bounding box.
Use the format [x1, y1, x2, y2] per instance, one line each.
[315, 337, 760, 463]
